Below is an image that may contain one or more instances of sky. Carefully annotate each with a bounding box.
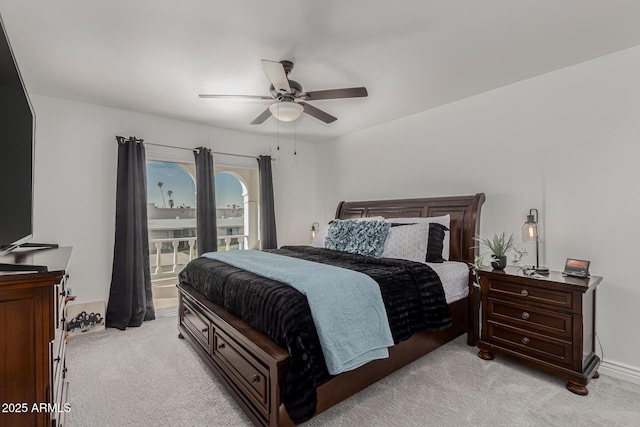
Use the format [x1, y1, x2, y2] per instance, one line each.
[146, 162, 243, 208]
[215, 172, 244, 207]
[147, 162, 195, 208]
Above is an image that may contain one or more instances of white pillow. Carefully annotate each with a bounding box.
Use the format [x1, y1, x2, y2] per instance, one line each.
[381, 222, 430, 262]
[389, 215, 451, 260]
[311, 216, 385, 248]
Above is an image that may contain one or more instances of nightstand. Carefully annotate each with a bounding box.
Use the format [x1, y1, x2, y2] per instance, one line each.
[476, 266, 602, 395]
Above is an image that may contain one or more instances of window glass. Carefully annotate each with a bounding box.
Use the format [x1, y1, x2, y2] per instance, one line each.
[215, 172, 245, 251]
[146, 161, 196, 310]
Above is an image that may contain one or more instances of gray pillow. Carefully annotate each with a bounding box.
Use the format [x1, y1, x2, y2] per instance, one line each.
[381, 222, 430, 262]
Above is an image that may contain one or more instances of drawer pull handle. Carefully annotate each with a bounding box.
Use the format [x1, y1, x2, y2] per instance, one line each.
[218, 343, 226, 350]
[184, 308, 190, 315]
[201, 327, 208, 334]
[521, 312, 530, 320]
[521, 289, 529, 296]
[54, 356, 61, 362]
[251, 375, 260, 384]
[522, 337, 530, 345]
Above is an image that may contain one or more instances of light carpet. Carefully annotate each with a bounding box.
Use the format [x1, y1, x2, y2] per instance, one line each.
[65, 313, 640, 426]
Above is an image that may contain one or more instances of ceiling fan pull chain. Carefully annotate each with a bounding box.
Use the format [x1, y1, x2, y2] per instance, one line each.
[294, 120, 297, 156]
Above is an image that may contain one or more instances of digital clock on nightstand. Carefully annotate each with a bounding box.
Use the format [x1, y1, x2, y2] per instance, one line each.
[563, 258, 590, 278]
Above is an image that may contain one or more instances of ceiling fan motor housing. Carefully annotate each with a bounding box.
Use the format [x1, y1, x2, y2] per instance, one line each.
[270, 80, 303, 98]
[280, 60, 294, 75]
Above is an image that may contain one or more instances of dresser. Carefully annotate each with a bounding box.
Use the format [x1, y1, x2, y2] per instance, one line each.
[476, 266, 602, 395]
[0, 247, 72, 427]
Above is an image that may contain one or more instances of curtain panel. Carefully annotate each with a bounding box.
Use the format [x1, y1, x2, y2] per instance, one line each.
[106, 136, 155, 330]
[194, 147, 218, 256]
[257, 155, 277, 249]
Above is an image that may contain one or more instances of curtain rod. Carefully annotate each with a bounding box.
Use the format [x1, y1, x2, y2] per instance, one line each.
[115, 137, 274, 161]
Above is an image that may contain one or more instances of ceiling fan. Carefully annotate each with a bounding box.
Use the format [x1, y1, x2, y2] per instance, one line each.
[199, 59, 368, 124]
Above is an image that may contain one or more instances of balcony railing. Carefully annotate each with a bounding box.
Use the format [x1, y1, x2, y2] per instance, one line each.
[150, 234, 249, 278]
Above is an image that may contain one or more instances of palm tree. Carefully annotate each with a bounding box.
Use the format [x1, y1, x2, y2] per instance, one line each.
[167, 190, 174, 208]
[157, 181, 166, 207]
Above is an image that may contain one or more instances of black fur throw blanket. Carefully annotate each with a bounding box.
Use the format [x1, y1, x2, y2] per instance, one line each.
[179, 246, 451, 424]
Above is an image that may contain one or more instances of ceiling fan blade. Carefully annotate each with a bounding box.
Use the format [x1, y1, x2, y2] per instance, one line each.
[300, 87, 368, 101]
[250, 107, 272, 125]
[298, 102, 337, 123]
[261, 60, 291, 94]
[199, 94, 272, 100]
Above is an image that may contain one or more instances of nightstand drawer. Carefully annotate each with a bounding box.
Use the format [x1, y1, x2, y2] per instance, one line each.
[487, 322, 572, 367]
[486, 298, 573, 339]
[486, 279, 572, 310]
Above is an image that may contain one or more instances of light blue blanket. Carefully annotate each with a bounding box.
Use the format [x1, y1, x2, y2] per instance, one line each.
[202, 250, 394, 375]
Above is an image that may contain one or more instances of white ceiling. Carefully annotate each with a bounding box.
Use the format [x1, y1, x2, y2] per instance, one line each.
[2, 1, 640, 143]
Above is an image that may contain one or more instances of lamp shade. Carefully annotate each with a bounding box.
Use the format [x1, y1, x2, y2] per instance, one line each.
[269, 101, 303, 122]
[522, 209, 543, 243]
[310, 222, 319, 240]
[521, 207, 548, 274]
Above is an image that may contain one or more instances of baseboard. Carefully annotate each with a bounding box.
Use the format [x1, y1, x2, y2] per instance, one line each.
[599, 359, 640, 386]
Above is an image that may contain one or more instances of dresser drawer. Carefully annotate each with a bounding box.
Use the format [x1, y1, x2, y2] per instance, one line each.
[51, 329, 64, 374]
[487, 322, 572, 367]
[51, 380, 69, 427]
[486, 279, 573, 311]
[486, 298, 573, 339]
[50, 337, 66, 408]
[213, 330, 269, 416]
[181, 299, 211, 353]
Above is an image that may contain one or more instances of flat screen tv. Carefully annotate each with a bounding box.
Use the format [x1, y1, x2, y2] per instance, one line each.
[0, 14, 35, 256]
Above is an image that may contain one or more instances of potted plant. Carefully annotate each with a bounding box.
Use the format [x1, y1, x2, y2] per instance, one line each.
[474, 231, 517, 270]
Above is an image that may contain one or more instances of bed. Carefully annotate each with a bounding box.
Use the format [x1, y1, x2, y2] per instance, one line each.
[176, 193, 485, 426]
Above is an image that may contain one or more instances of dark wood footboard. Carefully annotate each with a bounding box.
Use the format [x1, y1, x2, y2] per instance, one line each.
[178, 283, 289, 426]
[178, 282, 469, 427]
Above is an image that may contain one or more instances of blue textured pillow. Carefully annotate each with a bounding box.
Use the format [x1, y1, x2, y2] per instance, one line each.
[325, 219, 391, 257]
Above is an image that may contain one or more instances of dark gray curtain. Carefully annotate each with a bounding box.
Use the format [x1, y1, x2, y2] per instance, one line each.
[257, 155, 277, 249]
[106, 136, 155, 330]
[194, 147, 218, 256]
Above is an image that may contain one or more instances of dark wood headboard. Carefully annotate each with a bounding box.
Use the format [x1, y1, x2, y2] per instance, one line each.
[335, 193, 486, 265]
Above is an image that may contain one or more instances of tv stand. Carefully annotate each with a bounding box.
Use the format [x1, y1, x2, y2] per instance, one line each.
[0, 262, 48, 272]
[20, 242, 59, 249]
[0, 243, 60, 271]
[0, 246, 72, 427]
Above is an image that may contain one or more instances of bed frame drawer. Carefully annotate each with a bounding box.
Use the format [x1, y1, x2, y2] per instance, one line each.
[181, 299, 211, 353]
[213, 330, 269, 416]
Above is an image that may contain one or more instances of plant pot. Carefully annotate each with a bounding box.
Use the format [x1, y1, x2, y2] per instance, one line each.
[491, 255, 507, 270]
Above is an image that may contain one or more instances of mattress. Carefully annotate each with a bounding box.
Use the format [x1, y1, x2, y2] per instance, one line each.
[427, 261, 470, 304]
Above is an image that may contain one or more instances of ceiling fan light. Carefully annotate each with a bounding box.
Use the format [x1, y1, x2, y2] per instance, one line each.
[269, 102, 303, 122]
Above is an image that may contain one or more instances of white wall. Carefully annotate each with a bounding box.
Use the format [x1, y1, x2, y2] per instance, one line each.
[30, 95, 316, 304]
[316, 46, 640, 380]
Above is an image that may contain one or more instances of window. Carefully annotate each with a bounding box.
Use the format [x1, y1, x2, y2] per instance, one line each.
[146, 160, 196, 310]
[214, 162, 260, 251]
[215, 172, 246, 251]
[143, 148, 260, 310]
